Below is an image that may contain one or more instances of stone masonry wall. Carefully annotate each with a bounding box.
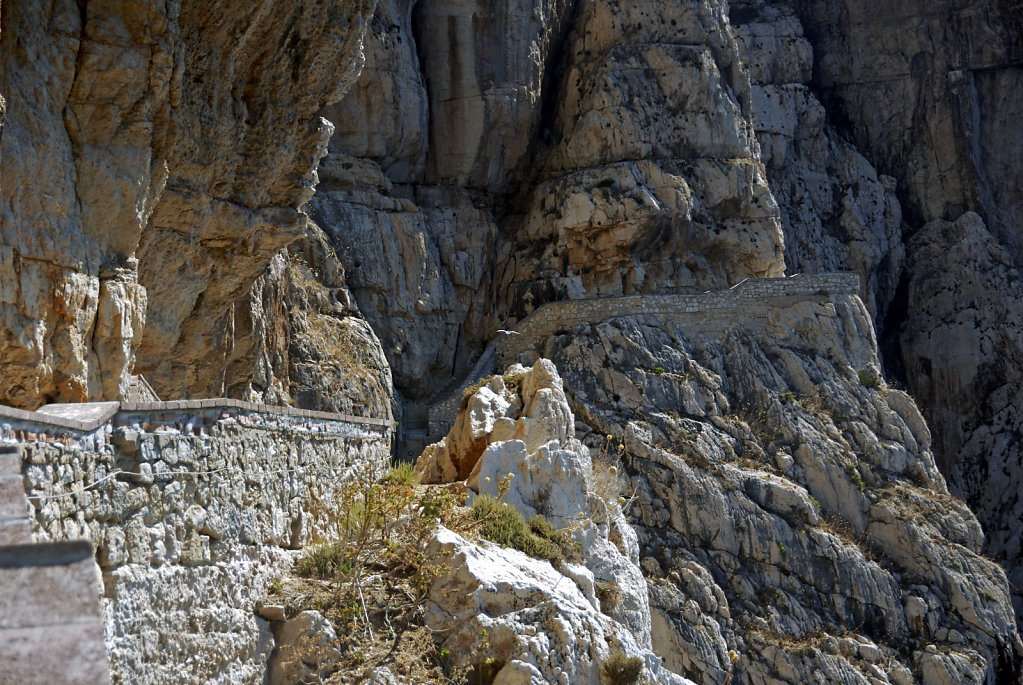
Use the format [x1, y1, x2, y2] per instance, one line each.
[428, 273, 859, 436]
[497, 272, 859, 363]
[1, 400, 393, 684]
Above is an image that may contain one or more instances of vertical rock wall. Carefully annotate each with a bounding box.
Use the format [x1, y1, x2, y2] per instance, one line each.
[783, 0, 1023, 619]
[0, 0, 377, 409]
[312, 0, 789, 401]
[730, 1, 905, 324]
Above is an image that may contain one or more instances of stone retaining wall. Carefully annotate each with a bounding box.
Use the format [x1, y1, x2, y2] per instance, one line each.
[496, 272, 859, 364]
[426, 273, 859, 437]
[1, 400, 394, 684]
[428, 344, 497, 437]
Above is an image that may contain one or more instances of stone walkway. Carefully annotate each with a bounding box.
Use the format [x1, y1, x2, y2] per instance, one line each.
[425, 272, 859, 438]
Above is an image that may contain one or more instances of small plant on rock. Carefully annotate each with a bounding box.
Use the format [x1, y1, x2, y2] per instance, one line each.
[296, 463, 469, 634]
[595, 580, 622, 615]
[602, 649, 646, 685]
[502, 371, 526, 396]
[591, 436, 632, 524]
[382, 461, 419, 486]
[857, 368, 881, 389]
[471, 494, 581, 565]
[845, 462, 866, 492]
[461, 375, 497, 409]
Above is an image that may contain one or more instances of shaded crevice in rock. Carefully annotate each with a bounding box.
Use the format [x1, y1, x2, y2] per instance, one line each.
[897, 212, 1023, 622]
[771, 0, 1023, 624]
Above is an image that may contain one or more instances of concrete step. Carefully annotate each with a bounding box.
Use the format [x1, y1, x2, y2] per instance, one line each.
[0, 540, 110, 684]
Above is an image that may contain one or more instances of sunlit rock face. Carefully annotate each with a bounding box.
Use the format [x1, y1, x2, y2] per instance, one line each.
[0, 0, 375, 407]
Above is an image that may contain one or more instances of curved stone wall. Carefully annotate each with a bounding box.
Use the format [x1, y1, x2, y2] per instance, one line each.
[496, 272, 860, 363]
[427, 273, 860, 436]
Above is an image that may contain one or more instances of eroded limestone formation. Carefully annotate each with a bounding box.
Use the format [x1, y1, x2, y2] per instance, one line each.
[0, 0, 376, 408]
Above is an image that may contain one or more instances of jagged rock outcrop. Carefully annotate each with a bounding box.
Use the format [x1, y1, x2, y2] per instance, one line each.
[417, 359, 694, 684]
[0, 0, 376, 408]
[531, 293, 1023, 683]
[899, 211, 1023, 620]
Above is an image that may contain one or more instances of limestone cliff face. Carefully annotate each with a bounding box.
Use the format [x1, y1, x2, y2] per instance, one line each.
[759, 0, 1023, 619]
[899, 212, 1023, 621]
[311, 0, 786, 402]
[795, 0, 1023, 252]
[302, 0, 1023, 624]
[540, 298, 1022, 683]
[4, 0, 1023, 681]
[0, 0, 375, 408]
[730, 1, 905, 324]
[502, 0, 785, 309]
[223, 223, 394, 421]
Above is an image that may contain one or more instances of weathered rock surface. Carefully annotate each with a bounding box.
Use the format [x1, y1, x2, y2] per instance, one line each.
[223, 223, 394, 420]
[899, 211, 1023, 621]
[498, 0, 785, 317]
[267, 610, 343, 685]
[314, 0, 789, 401]
[534, 294, 1023, 683]
[781, 0, 1023, 626]
[418, 359, 694, 684]
[426, 526, 691, 685]
[730, 1, 905, 323]
[794, 0, 1023, 254]
[0, 0, 375, 408]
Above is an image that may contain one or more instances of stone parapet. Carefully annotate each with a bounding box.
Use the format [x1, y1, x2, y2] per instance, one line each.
[3, 401, 393, 684]
[0, 541, 110, 684]
[422, 274, 860, 438]
[0, 398, 394, 442]
[496, 272, 859, 364]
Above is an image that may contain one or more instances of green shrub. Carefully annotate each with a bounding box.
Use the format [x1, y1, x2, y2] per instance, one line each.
[857, 368, 881, 389]
[846, 463, 865, 492]
[602, 650, 646, 685]
[529, 515, 583, 564]
[502, 371, 526, 396]
[471, 497, 580, 565]
[383, 461, 419, 486]
[295, 542, 347, 578]
[595, 178, 616, 188]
